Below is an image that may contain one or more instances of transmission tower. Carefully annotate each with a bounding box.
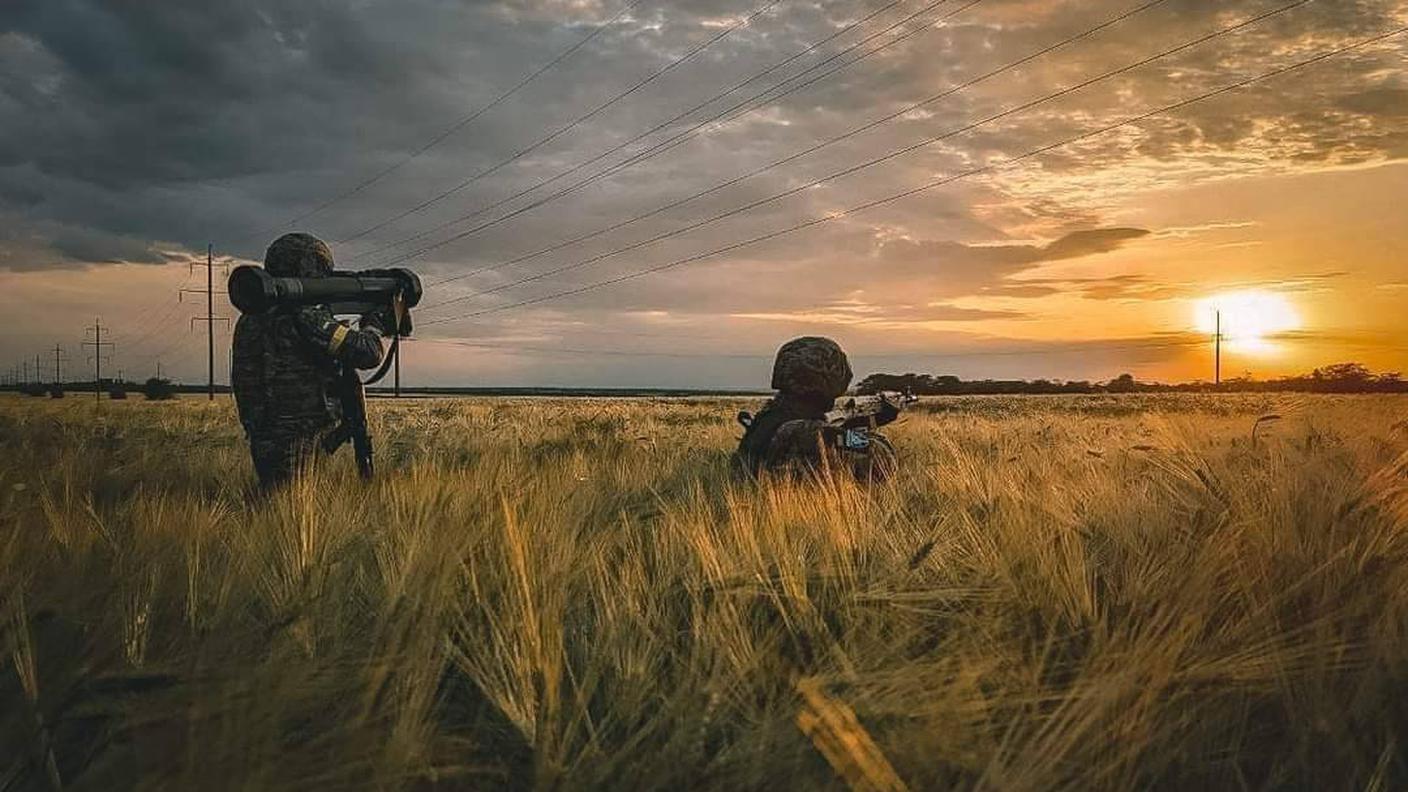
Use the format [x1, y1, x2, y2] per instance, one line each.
[1214, 310, 1222, 387]
[182, 243, 229, 401]
[82, 318, 115, 402]
[52, 343, 66, 385]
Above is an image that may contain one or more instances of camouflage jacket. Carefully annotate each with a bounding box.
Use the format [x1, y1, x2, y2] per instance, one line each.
[735, 391, 836, 475]
[231, 306, 385, 441]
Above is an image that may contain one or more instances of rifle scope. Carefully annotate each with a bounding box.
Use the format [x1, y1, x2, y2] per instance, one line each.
[227, 266, 423, 316]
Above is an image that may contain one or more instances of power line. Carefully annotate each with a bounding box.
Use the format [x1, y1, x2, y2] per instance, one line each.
[110, 263, 194, 341]
[334, 0, 787, 246]
[348, 0, 972, 267]
[124, 299, 192, 355]
[257, 0, 651, 237]
[416, 333, 1213, 360]
[410, 0, 1168, 292]
[419, 337, 769, 359]
[422, 22, 1407, 326]
[136, 317, 201, 369]
[342, 0, 914, 264]
[127, 289, 207, 364]
[119, 267, 198, 354]
[419, 0, 1310, 315]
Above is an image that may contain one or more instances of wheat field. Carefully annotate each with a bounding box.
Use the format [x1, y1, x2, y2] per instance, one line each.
[2, 393, 1406, 790]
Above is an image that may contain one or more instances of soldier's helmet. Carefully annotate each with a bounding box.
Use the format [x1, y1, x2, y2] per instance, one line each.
[770, 336, 852, 398]
[264, 232, 334, 278]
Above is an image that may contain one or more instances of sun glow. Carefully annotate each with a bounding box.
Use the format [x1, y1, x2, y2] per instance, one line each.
[1194, 290, 1302, 354]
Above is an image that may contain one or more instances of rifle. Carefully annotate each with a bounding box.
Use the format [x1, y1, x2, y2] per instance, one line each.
[323, 364, 374, 479]
[320, 293, 412, 480]
[823, 390, 917, 451]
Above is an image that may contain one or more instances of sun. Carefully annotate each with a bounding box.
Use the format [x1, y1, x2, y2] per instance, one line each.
[1193, 290, 1302, 353]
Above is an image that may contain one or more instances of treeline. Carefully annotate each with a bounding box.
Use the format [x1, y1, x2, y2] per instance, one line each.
[5, 378, 180, 400]
[857, 362, 1408, 396]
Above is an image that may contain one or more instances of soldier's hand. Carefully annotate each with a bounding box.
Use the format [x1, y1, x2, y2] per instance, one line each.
[392, 292, 412, 336]
[360, 307, 394, 335]
[362, 297, 410, 337]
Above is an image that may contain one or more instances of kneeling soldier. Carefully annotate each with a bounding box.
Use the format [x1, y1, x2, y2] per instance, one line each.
[734, 336, 899, 482]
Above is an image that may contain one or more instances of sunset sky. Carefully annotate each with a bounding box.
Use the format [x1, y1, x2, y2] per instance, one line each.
[1, 0, 1405, 388]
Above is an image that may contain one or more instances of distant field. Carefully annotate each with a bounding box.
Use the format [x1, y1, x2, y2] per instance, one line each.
[2, 394, 1406, 789]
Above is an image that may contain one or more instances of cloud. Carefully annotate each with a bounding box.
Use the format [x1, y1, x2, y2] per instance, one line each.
[731, 301, 1027, 326]
[875, 226, 1151, 296]
[6, 0, 1405, 275]
[989, 270, 1351, 303]
[1, 0, 1405, 386]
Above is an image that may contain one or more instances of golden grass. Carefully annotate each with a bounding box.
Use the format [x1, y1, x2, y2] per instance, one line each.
[2, 393, 1406, 790]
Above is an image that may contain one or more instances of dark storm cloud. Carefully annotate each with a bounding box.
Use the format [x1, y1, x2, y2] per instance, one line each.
[4, 0, 1403, 275]
[0, 0, 810, 266]
[871, 227, 1152, 297]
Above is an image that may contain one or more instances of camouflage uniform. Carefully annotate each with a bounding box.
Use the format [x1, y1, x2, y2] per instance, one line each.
[231, 233, 388, 490]
[735, 336, 896, 482]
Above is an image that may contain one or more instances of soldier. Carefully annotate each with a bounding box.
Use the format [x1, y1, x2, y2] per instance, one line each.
[735, 336, 897, 482]
[231, 233, 392, 490]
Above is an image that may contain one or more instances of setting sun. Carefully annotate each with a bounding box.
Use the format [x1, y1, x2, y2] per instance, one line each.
[1194, 290, 1303, 353]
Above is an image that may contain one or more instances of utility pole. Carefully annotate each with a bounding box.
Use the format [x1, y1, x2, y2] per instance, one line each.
[1214, 310, 1222, 387]
[21, 360, 28, 385]
[156, 360, 163, 380]
[182, 243, 229, 401]
[82, 318, 114, 402]
[52, 344, 66, 385]
[206, 243, 213, 400]
[34, 353, 41, 386]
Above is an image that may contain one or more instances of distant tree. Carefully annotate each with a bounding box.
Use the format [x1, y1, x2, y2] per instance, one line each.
[853, 361, 1407, 396]
[142, 377, 176, 401]
[1105, 373, 1138, 393]
[1312, 362, 1373, 383]
[855, 372, 937, 395]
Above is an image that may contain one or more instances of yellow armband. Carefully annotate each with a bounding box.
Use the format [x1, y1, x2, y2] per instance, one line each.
[328, 324, 349, 355]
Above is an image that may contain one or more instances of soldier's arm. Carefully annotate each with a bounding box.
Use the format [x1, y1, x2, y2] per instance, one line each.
[293, 306, 386, 370]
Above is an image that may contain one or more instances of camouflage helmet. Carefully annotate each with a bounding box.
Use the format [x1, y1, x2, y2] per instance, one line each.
[264, 232, 334, 277]
[770, 336, 852, 398]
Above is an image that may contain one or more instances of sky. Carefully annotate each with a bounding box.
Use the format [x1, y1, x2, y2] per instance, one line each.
[1, 0, 1405, 388]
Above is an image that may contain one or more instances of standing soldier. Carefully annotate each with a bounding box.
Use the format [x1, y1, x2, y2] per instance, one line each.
[231, 233, 392, 490]
[735, 336, 897, 482]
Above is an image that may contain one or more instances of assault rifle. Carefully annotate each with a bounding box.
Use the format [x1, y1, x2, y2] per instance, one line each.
[323, 364, 374, 479]
[319, 296, 412, 480]
[825, 390, 917, 451]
